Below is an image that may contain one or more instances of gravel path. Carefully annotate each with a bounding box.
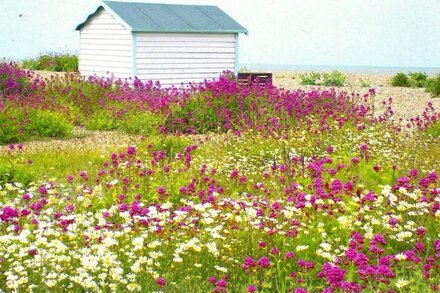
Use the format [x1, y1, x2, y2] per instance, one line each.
[0, 128, 141, 155]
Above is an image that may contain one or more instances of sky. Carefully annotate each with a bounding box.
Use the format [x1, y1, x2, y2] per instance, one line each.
[1, 0, 440, 68]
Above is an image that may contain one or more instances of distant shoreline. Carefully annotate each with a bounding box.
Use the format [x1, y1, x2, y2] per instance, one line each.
[239, 63, 440, 75]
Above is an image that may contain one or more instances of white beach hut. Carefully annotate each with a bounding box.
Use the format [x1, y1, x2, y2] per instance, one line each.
[75, 1, 248, 86]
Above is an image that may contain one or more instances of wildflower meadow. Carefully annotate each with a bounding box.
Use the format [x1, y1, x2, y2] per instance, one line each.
[0, 62, 439, 292]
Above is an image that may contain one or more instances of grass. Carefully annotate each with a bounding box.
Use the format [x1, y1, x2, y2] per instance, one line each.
[0, 63, 439, 292]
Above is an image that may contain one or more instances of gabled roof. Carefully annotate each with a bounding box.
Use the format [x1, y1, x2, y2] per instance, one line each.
[76, 1, 248, 34]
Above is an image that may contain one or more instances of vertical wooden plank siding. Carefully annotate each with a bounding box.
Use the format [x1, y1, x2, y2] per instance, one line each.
[132, 32, 137, 77]
[135, 32, 236, 87]
[79, 9, 132, 80]
[234, 33, 239, 75]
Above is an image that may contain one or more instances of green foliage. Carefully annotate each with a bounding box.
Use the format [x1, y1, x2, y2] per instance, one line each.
[299, 71, 346, 87]
[408, 72, 428, 88]
[424, 120, 440, 137]
[27, 110, 73, 139]
[359, 78, 371, 88]
[299, 71, 321, 85]
[85, 111, 120, 131]
[322, 70, 346, 87]
[120, 112, 164, 135]
[22, 53, 78, 72]
[0, 110, 27, 144]
[391, 72, 410, 87]
[0, 164, 34, 186]
[425, 73, 440, 97]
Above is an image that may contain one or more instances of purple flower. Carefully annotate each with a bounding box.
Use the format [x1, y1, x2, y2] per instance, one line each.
[127, 145, 136, 156]
[216, 279, 227, 287]
[156, 277, 166, 287]
[247, 285, 256, 292]
[257, 256, 271, 268]
[157, 186, 166, 194]
[242, 256, 256, 270]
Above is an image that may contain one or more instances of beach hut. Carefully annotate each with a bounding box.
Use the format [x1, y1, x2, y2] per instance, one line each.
[75, 1, 247, 86]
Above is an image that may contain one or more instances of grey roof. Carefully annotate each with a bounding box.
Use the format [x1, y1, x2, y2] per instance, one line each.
[76, 1, 248, 34]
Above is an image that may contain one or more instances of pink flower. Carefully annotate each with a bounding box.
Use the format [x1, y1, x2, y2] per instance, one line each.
[156, 277, 166, 287]
[257, 256, 271, 268]
[285, 251, 295, 259]
[247, 285, 256, 292]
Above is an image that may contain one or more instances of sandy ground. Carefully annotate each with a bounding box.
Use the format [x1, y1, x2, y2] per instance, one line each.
[273, 72, 439, 120]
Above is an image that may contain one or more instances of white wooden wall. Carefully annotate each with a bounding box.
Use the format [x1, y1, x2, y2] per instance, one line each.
[79, 8, 133, 79]
[135, 33, 236, 86]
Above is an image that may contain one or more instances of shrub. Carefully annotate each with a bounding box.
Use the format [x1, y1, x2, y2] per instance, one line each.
[0, 62, 30, 96]
[425, 73, 440, 97]
[299, 72, 321, 85]
[391, 72, 410, 87]
[0, 165, 34, 186]
[322, 71, 346, 87]
[85, 111, 120, 131]
[27, 110, 73, 138]
[408, 72, 428, 88]
[0, 109, 27, 143]
[120, 112, 164, 135]
[22, 53, 78, 72]
[424, 119, 440, 137]
[359, 78, 371, 88]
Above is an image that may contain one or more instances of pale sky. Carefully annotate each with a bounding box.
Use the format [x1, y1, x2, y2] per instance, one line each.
[1, 0, 440, 68]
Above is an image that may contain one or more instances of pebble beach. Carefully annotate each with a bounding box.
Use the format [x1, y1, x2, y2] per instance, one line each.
[273, 72, 440, 121]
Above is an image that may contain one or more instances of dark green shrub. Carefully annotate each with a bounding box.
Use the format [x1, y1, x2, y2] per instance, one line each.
[425, 74, 440, 97]
[322, 71, 346, 87]
[300, 72, 321, 85]
[27, 110, 73, 138]
[391, 73, 410, 87]
[408, 72, 428, 88]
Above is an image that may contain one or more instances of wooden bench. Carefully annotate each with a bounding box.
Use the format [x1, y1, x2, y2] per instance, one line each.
[237, 72, 272, 85]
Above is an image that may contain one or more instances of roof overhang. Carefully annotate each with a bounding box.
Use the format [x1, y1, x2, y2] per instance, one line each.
[75, 2, 248, 35]
[75, 3, 133, 32]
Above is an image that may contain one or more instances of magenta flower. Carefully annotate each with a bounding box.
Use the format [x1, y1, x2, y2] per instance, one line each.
[157, 186, 166, 194]
[247, 285, 256, 292]
[257, 256, 271, 268]
[156, 277, 166, 287]
[216, 279, 227, 287]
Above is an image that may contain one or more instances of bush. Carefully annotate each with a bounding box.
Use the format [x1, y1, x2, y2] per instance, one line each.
[0, 165, 34, 186]
[120, 112, 164, 135]
[300, 72, 321, 85]
[425, 74, 440, 97]
[0, 110, 27, 143]
[408, 72, 428, 88]
[391, 73, 410, 87]
[424, 120, 440, 137]
[0, 62, 30, 96]
[359, 78, 371, 88]
[85, 111, 120, 131]
[27, 110, 73, 138]
[22, 53, 78, 72]
[322, 71, 346, 87]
